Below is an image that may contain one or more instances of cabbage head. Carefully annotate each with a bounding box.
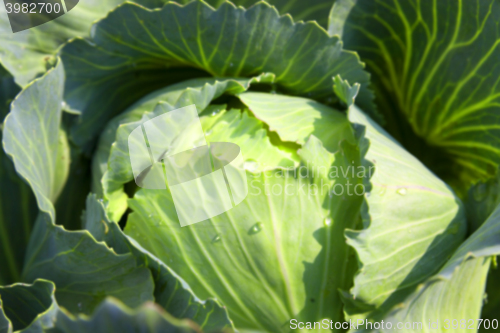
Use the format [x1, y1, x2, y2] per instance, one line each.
[0, 1, 499, 333]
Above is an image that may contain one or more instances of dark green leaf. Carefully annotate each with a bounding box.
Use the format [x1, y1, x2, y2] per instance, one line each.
[22, 213, 155, 316]
[60, 0, 372, 149]
[0, 63, 38, 285]
[0, 1, 171, 86]
[330, 0, 500, 191]
[439, 204, 500, 278]
[0, 280, 201, 333]
[481, 264, 500, 333]
[46, 298, 201, 333]
[0, 279, 56, 332]
[54, 146, 92, 230]
[0, 63, 19, 122]
[83, 194, 234, 332]
[211, 0, 336, 28]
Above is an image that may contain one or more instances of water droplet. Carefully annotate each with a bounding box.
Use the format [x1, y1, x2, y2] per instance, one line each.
[205, 129, 212, 136]
[248, 222, 263, 234]
[379, 187, 386, 195]
[212, 234, 221, 243]
[244, 160, 259, 172]
[396, 188, 407, 196]
[324, 217, 332, 227]
[211, 111, 218, 116]
[77, 302, 82, 311]
[473, 184, 487, 202]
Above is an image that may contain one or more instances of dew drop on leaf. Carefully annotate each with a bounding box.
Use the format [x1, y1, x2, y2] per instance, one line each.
[244, 160, 259, 172]
[396, 188, 407, 196]
[249, 222, 263, 234]
[212, 234, 221, 243]
[324, 217, 332, 227]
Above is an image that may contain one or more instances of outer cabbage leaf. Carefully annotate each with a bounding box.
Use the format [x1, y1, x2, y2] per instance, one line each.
[0, 63, 38, 284]
[377, 203, 500, 333]
[237, 92, 467, 320]
[45, 299, 202, 333]
[212, 0, 336, 28]
[83, 194, 234, 332]
[1, 58, 162, 319]
[59, 0, 373, 149]
[22, 213, 155, 316]
[0, 0, 336, 87]
[123, 103, 364, 331]
[0, 279, 57, 332]
[0, 197, 232, 332]
[2, 60, 68, 221]
[0, 0, 171, 86]
[329, 0, 500, 191]
[0, 280, 201, 333]
[345, 106, 466, 319]
[2, 56, 89, 233]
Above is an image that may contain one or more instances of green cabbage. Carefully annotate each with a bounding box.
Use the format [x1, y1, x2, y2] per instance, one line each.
[0, 1, 499, 332]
